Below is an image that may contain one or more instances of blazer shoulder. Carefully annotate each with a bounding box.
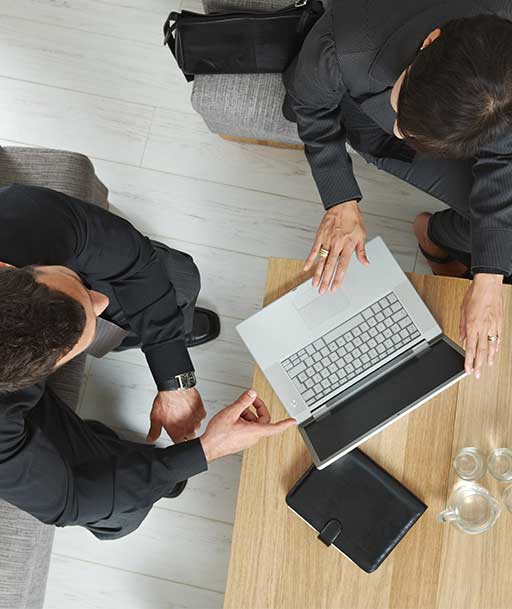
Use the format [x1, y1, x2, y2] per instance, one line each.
[477, 0, 512, 19]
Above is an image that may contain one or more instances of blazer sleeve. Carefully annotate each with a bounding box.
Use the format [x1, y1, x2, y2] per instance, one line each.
[0, 385, 207, 527]
[470, 133, 512, 275]
[282, 10, 362, 209]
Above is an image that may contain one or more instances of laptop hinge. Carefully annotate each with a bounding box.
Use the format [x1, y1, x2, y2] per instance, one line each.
[311, 404, 330, 421]
[311, 339, 432, 418]
[412, 340, 430, 357]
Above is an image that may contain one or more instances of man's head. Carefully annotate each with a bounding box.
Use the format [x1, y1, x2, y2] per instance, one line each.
[0, 264, 109, 393]
[391, 15, 512, 158]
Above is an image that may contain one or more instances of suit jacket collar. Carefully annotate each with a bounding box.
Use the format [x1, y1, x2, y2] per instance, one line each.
[368, 0, 492, 87]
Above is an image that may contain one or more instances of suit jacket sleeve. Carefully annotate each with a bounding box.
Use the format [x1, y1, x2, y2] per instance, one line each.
[282, 11, 362, 209]
[0, 385, 207, 527]
[78, 199, 195, 386]
[470, 133, 512, 275]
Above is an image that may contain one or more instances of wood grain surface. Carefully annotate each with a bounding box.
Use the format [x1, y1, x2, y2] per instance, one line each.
[224, 258, 512, 609]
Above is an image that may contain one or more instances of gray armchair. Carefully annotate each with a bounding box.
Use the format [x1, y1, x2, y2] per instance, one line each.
[191, 0, 303, 145]
[0, 146, 109, 609]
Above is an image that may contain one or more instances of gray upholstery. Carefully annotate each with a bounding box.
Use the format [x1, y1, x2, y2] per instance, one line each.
[191, 0, 303, 144]
[0, 146, 109, 609]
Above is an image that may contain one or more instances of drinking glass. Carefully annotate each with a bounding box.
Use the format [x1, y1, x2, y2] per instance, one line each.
[437, 482, 502, 534]
[487, 448, 512, 481]
[453, 447, 487, 481]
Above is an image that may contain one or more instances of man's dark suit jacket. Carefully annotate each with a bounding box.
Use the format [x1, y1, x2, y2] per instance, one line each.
[0, 185, 207, 529]
[283, 0, 512, 275]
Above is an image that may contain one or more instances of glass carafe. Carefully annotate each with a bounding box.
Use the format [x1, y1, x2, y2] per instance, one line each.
[437, 483, 501, 534]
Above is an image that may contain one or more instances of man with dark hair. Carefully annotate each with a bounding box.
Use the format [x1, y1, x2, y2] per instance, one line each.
[0, 266, 87, 392]
[0, 183, 294, 539]
[283, 0, 512, 381]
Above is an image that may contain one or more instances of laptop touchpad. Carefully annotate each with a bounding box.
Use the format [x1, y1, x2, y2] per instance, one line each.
[294, 289, 351, 331]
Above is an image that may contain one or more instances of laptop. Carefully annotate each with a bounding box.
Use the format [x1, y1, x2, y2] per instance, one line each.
[237, 237, 467, 469]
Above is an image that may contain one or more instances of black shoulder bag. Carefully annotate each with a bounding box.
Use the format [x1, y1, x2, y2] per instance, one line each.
[163, 0, 324, 82]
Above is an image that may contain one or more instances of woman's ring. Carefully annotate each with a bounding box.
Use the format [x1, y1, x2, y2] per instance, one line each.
[319, 248, 330, 259]
[488, 335, 499, 342]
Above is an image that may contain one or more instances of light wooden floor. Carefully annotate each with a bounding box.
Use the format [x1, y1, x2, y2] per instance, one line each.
[0, 1, 444, 607]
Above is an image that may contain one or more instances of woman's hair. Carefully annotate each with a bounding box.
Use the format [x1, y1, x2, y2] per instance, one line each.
[397, 14, 512, 158]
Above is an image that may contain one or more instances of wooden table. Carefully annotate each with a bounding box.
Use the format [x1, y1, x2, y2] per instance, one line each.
[223, 258, 512, 609]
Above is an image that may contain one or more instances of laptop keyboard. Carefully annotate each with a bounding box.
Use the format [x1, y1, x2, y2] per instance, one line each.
[281, 292, 421, 407]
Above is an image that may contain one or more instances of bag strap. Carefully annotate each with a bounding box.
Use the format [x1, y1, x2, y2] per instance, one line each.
[163, 11, 194, 83]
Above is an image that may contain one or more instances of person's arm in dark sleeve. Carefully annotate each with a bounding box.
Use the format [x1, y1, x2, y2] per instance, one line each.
[71, 197, 194, 389]
[470, 133, 512, 276]
[72, 438, 207, 525]
[0, 386, 207, 527]
[282, 9, 361, 209]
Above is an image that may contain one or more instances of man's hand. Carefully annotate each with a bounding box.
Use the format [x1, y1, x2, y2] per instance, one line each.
[199, 389, 296, 462]
[147, 388, 206, 443]
[305, 201, 369, 295]
[460, 273, 504, 379]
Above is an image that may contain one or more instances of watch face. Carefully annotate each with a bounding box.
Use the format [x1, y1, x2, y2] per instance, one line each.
[177, 371, 197, 389]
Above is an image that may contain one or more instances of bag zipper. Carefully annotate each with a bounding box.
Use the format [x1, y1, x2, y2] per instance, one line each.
[173, 0, 310, 23]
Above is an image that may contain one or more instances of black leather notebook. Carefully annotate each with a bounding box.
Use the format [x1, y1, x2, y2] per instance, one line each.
[286, 449, 427, 573]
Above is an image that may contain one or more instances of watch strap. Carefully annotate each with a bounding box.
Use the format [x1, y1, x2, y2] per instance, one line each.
[158, 371, 197, 391]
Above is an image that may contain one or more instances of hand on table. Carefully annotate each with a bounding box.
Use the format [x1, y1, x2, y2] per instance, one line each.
[147, 388, 206, 443]
[460, 273, 504, 379]
[305, 201, 369, 295]
[199, 390, 296, 462]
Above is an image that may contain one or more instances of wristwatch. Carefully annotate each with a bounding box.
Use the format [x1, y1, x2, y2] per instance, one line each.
[163, 371, 197, 391]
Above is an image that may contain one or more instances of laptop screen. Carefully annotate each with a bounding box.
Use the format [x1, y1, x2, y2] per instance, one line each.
[302, 337, 465, 464]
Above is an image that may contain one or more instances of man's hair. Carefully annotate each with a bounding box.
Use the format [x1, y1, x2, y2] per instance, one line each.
[0, 267, 86, 393]
[397, 15, 512, 159]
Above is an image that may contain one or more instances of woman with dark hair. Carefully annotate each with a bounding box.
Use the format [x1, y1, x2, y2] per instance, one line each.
[283, 0, 512, 381]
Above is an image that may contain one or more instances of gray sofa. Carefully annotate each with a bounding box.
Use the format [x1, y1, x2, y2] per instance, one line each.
[191, 0, 304, 145]
[0, 147, 109, 609]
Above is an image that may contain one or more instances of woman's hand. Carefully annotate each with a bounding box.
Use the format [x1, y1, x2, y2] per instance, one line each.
[305, 201, 369, 294]
[460, 273, 504, 378]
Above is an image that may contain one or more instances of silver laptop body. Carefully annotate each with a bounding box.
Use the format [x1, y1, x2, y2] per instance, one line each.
[237, 237, 466, 468]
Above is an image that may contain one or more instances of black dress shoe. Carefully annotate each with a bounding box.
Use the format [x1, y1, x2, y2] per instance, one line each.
[163, 479, 188, 499]
[186, 307, 220, 347]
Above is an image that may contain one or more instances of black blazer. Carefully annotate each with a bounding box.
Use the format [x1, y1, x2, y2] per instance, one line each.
[283, 0, 512, 275]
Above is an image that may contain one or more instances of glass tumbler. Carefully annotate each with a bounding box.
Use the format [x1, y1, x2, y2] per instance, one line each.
[453, 447, 487, 481]
[487, 448, 512, 481]
[437, 482, 502, 534]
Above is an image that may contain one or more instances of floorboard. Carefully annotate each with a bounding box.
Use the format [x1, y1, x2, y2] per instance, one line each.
[52, 507, 233, 593]
[45, 554, 223, 609]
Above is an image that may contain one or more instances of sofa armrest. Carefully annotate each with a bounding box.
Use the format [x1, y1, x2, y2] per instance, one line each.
[0, 147, 108, 209]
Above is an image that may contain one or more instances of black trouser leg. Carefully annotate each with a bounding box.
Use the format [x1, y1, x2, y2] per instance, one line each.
[362, 152, 476, 269]
[102, 240, 201, 349]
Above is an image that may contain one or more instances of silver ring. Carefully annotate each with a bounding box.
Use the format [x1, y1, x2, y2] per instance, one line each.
[319, 248, 330, 259]
[488, 335, 499, 342]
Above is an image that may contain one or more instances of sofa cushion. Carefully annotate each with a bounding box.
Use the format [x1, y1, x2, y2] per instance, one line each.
[192, 72, 301, 143]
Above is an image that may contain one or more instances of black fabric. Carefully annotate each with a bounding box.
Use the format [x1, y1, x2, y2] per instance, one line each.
[0, 184, 209, 537]
[0, 183, 195, 387]
[0, 383, 207, 537]
[163, 0, 324, 80]
[286, 449, 427, 573]
[282, 0, 512, 275]
[104, 241, 200, 354]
